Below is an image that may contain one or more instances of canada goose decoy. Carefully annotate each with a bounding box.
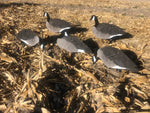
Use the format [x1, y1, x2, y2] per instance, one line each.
[43, 12, 72, 33]
[57, 31, 92, 53]
[92, 46, 138, 72]
[90, 15, 126, 40]
[17, 29, 44, 50]
[17, 29, 40, 46]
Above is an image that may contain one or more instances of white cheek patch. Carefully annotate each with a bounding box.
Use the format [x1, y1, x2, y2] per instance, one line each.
[108, 34, 123, 39]
[91, 16, 95, 20]
[44, 12, 47, 17]
[112, 65, 127, 69]
[77, 49, 85, 53]
[59, 27, 71, 33]
[92, 56, 97, 63]
[64, 32, 68, 36]
[40, 44, 44, 50]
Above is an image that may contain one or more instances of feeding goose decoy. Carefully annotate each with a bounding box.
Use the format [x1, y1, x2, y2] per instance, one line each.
[92, 46, 138, 72]
[17, 29, 44, 50]
[57, 31, 92, 53]
[90, 15, 126, 40]
[17, 29, 40, 47]
[43, 12, 72, 33]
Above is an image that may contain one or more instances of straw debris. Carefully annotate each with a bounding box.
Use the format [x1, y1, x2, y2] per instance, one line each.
[0, 0, 150, 112]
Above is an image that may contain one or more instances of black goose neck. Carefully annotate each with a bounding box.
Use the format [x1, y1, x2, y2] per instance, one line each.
[94, 16, 99, 26]
[47, 13, 50, 21]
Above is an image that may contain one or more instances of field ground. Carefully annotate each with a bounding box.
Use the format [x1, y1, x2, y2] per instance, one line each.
[0, 0, 150, 113]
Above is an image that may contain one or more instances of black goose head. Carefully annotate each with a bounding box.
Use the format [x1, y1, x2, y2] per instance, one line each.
[90, 15, 99, 26]
[43, 12, 50, 21]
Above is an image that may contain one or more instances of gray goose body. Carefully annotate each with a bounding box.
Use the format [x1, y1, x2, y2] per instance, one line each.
[17, 29, 39, 46]
[94, 46, 138, 72]
[91, 15, 125, 39]
[44, 12, 72, 33]
[57, 32, 92, 53]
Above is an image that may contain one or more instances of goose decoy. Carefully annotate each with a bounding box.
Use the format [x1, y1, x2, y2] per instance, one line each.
[57, 31, 92, 53]
[92, 46, 138, 72]
[43, 12, 72, 33]
[17, 29, 40, 47]
[90, 15, 126, 40]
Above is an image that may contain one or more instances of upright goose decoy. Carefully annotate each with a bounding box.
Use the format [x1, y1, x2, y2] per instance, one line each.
[43, 12, 72, 33]
[90, 15, 126, 40]
[57, 31, 92, 54]
[17, 29, 40, 47]
[93, 46, 138, 72]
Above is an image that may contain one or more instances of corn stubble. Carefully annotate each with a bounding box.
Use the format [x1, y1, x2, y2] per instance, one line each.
[0, 0, 150, 113]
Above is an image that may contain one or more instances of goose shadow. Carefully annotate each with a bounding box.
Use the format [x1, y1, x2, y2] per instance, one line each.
[121, 49, 143, 71]
[68, 27, 88, 34]
[83, 38, 99, 53]
[40, 35, 61, 46]
[110, 33, 133, 43]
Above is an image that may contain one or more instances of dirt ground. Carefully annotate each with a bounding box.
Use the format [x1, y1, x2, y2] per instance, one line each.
[0, 0, 150, 113]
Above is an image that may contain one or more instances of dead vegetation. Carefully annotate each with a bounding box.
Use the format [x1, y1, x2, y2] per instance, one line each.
[0, 0, 150, 113]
